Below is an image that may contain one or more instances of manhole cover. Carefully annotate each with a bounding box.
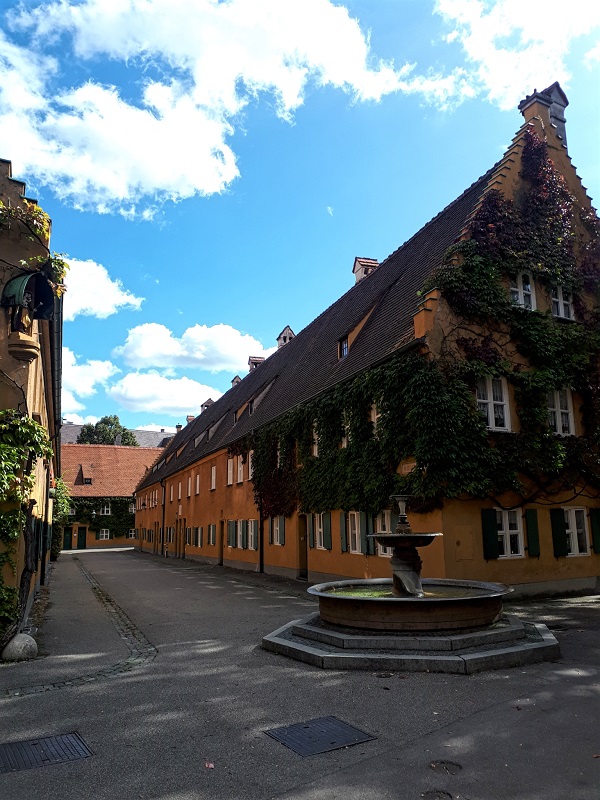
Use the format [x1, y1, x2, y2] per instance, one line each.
[0, 733, 92, 773]
[430, 760, 462, 775]
[265, 716, 376, 757]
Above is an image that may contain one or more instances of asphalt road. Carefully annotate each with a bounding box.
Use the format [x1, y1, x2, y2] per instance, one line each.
[1, 549, 599, 800]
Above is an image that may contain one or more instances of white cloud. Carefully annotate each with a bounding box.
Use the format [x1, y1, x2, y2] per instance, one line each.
[435, 0, 600, 109]
[1, 0, 468, 213]
[113, 322, 277, 372]
[107, 371, 222, 417]
[61, 346, 119, 414]
[63, 257, 144, 321]
[62, 414, 99, 425]
[326, 206, 334, 217]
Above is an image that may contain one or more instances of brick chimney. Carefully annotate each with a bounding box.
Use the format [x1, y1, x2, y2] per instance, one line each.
[200, 399, 214, 413]
[248, 356, 265, 372]
[231, 375, 241, 387]
[176, 424, 182, 432]
[186, 415, 195, 424]
[353, 256, 379, 284]
[518, 82, 569, 147]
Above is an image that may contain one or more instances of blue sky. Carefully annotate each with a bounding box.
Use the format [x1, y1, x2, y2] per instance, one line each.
[1, 0, 599, 432]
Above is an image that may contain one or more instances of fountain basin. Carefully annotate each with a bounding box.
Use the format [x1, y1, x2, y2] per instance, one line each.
[308, 578, 513, 632]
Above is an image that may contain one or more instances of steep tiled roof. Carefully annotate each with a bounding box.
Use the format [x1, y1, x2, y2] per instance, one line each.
[62, 444, 164, 498]
[61, 424, 173, 448]
[138, 165, 495, 491]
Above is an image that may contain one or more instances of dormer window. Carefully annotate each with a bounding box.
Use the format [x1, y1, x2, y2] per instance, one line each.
[551, 286, 574, 320]
[339, 336, 349, 359]
[84, 478, 92, 485]
[248, 399, 254, 415]
[510, 273, 535, 310]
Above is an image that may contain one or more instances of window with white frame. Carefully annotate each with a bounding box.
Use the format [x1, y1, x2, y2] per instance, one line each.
[99, 529, 110, 540]
[185, 527, 192, 546]
[128, 529, 136, 539]
[227, 458, 234, 485]
[273, 517, 282, 545]
[195, 473, 200, 495]
[249, 519, 258, 550]
[237, 455, 244, 483]
[348, 511, 361, 554]
[314, 513, 324, 549]
[311, 425, 319, 457]
[237, 519, 244, 548]
[170, 484, 173, 502]
[564, 508, 589, 556]
[551, 286, 574, 320]
[547, 389, 574, 435]
[510, 273, 535, 310]
[495, 509, 524, 557]
[339, 336, 348, 360]
[208, 523, 216, 546]
[370, 404, 380, 432]
[210, 465, 216, 490]
[99, 502, 111, 515]
[476, 376, 510, 431]
[341, 413, 349, 448]
[178, 481, 182, 500]
[375, 510, 393, 557]
[248, 450, 254, 479]
[187, 476, 191, 497]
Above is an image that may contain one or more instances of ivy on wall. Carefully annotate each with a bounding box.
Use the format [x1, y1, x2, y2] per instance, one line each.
[0, 409, 53, 640]
[68, 497, 135, 539]
[245, 130, 600, 519]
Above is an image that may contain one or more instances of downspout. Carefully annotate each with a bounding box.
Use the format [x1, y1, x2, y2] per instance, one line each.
[160, 477, 166, 556]
[40, 465, 51, 585]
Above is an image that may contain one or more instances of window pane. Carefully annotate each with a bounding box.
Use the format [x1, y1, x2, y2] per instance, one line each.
[476, 379, 488, 401]
[509, 533, 521, 554]
[493, 403, 505, 428]
[522, 275, 532, 293]
[478, 402, 490, 425]
[507, 510, 518, 530]
[558, 390, 569, 410]
[491, 378, 504, 402]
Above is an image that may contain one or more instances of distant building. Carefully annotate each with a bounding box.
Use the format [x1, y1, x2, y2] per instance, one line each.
[60, 444, 164, 549]
[61, 422, 174, 448]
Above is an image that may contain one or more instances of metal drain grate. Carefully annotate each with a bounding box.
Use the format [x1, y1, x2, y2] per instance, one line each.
[0, 733, 93, 773]
[265, 716, 376, 757]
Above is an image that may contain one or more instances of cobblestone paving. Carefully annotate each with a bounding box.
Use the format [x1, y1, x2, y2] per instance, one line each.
[2, 557, 157, 699]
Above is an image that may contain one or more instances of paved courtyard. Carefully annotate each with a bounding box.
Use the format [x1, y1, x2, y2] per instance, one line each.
[1, 549, 599, 799]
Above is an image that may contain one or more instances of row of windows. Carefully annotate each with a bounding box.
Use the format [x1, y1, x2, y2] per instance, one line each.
[477, 377, 575, 435]
[494, 507, 592, 558]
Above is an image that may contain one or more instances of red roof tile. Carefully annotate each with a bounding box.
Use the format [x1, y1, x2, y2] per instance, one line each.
[61, 444, 163, 498]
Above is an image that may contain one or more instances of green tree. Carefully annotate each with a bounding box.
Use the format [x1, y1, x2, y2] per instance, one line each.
[50, 476, 71, 561]
[76, 415, 138, 446]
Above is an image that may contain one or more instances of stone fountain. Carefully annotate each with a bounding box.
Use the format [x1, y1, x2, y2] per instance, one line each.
[263, 497, 560, 673]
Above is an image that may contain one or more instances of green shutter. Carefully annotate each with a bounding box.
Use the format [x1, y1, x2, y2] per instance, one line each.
[589, 509, 600, 554]
[279, 516, 285, 546]
[242, 520, 248, 549]
[359, 512, 368, 554]
[252, 520, 259, 550]
[227, 520, 236, 547]
[108, 530, 113, 540]
[95, 529, 100, 541]
[199, 526, 203, 547]
[525, 509, 540, 558]
[550, 508, 569, 558]
[339, 511, 347, 552]
[481, 509, 499, 560]
[307, 514, 314, 548]
[268, 517, 273, 545]
[367, 514, 376, 555]
[323, 512, 332, 550]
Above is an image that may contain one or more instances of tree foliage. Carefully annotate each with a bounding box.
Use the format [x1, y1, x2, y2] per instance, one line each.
[77, 415, 138, 446]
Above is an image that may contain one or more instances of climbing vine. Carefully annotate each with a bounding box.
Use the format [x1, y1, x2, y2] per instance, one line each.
[245, 129, 600, 518]
[0, 409, 53, 638]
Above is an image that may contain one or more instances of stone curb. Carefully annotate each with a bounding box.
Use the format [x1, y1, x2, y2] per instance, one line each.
[262, 614, 561, 674]
[2, 557, 158, 700]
